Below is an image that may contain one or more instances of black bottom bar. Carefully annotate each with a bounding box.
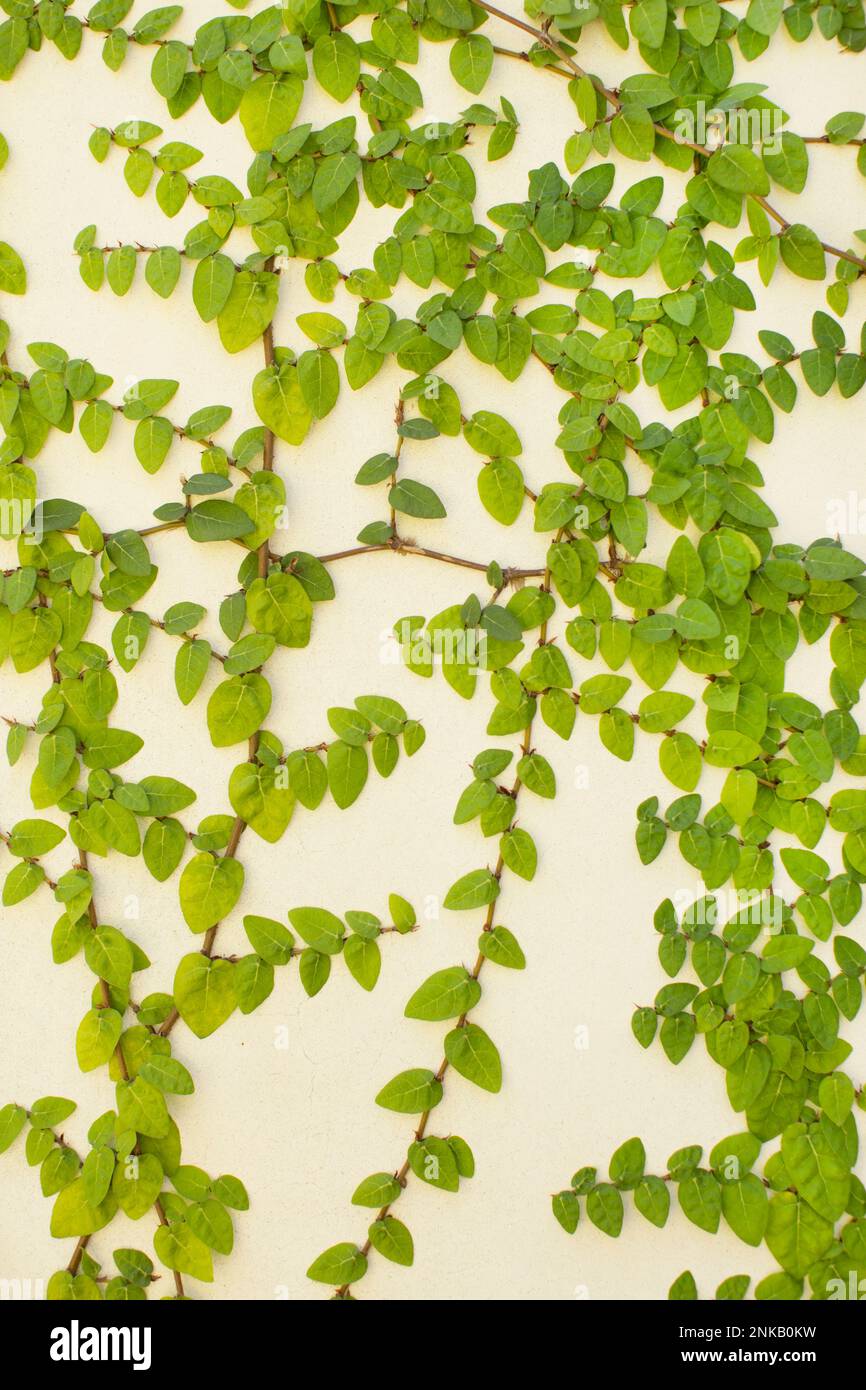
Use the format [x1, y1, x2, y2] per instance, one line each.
[3, 1293, 852, 1375]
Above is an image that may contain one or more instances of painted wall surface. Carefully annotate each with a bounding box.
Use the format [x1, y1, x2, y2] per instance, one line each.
[1, 2, 865, 1300]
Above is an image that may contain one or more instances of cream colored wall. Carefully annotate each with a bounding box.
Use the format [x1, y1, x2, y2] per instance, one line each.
[0, 3, 865, 1300]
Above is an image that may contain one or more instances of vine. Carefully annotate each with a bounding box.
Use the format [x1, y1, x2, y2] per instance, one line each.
[0, 0, 865, 1301]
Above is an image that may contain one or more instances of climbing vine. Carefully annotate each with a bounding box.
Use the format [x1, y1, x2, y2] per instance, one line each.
[1, 0, 865, 1301]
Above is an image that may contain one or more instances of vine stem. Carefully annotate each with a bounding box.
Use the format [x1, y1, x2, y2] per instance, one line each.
[72, 526, 547, 577]
[38, 593, 61, 683]
[78, 849, 129, 1081]
[72, 851, 186, 1296]
[333, 547, 556, 1297]
[154, 1197, 185, 1298]
[159, 272, 277, 1038]
[137, 519, 185, 538]
[259, 255, 277, 583]
[316, 540, 545, 578]
[473, 0, 866, 274]
[66, 1234, 89, 1274]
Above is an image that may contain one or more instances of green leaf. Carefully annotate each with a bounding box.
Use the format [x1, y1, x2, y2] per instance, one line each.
[3, 861, 44, 905]
[187, 1197, 234, 1254]
[780, 224, 826, 280]
[478, 925, 525, 969]
[253, 363, 313, 445]
[765, 1192, 833, 1277]
[553, 1189, 580, 1233]
[173, 954, 236, 1038]
[609, 1137, 646, 1188]
[217, 271, 279, 354]
[84, 926, 133, 988]
[239, 74, 303, 152]
[287, 750, 328, 810]
[587, 1183, 624, 1237]
[313, 32, 360, 102]
[175, 638, 211, 705]
[634, 1175, 670, 1227]
[7, 817, 65, 857]
[818, 1073, 854, 1126]
[352, 1173, 402, 1208]
[154, 1221, 214, 1282]
[297, 348, 340, 420]
[343, 935, 381, 991]
[307, 1242, 367, 1285]
[193, 254, 235, 322]
[375, 1068, 443, 1114]
[30, 1095, 76, 1129]
[82, 1149, 115, 1209]
[516, 752, 556, 798]
[409, 1137, 461, 1192]
[721, 1175, 769, 1246]
[669, 1270, 698, 1300]
[243, 914, 295, 966]
[405, 966, 480, 1021]
[298, 948, 331, 997]
[444, 1023, 502, 1092]
[322, 736, 366, 807]
[179, 852, 244, 933]
[233, 954, 274, 1014]
[229, 762, 293, 842]
[83, 728, 144, 771]
[145, 245, 182, 298]
[207, 674, 271, 747]
[443, 868, 500, 910]
[11, 608, 63, 673]
[50, 1178, 117, 1238]
[288, 906, 344, 956]
[313, 150, 361, 212]
[707, 146, 769, 195]
[780, 1123, 850, 1222]
[0, 1103, 27, 1154]
[246, 573, 312, 647]
[388, 479, 446, 519]
[297, 312, 346, 349]
[185, 499, 255, 543]
[678, 1171, 722, 1233]
[450, 34, 493, 94]
[611, 105, 655, 162]
[368, 1216, 414, 1265]
[76, 1008, 122, 1071]
[763, 133, 808, 193]
[464, 411, 522, 456]
[112, 1152, 164, 1219]
[142, 819, 187, 882]
[0, 241, 26, 295]
[477, 457, 524, 525]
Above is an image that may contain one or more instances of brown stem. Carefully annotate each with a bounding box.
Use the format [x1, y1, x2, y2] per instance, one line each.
[162, 269, 279, 1038]
[137, 520, 185, 538]
[79, 849, 130, 1084]
[159, 738, 255, 1038]
[316, 540, 545, 577]
[37, 593, 61, 683]
[87, 592, 228, 662]
[334, 551, 555, 1297]
[154, 1197, 185, 1298]
[78, 857, 184, 1293]
[259, 266, 276, 581]
[66, 1234, 90, 1274]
